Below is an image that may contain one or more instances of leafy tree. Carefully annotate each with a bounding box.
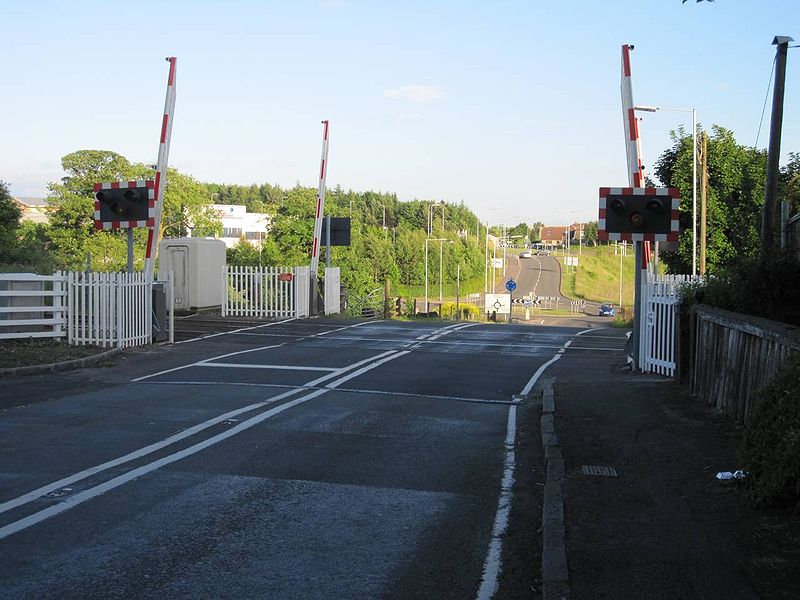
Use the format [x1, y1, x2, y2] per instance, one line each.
[583, 221, 598, 246]
[46, 150, 221, 270]
[654, 126, 768, 274]
[0, 181, 22, 265]
[226, 239, 262, 266]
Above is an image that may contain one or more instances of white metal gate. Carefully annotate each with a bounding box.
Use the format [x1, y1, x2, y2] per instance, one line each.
[639, 273, 696, 377]
[67, 271, 152, 348]
[324, 267, 340, 315]
[223, 266, 310, 318]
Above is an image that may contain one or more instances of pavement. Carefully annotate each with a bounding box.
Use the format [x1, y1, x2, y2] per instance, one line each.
[544, 328, 800, 599]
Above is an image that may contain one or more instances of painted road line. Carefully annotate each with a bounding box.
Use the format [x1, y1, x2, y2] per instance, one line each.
[476, 327, 596, 598]
[0, 387, 305, 518]
[519, 328, 594, 396]
[131, 343, 286, 382]
[0, 347, 416, 539]
[476, 405, 517, 600]
[201, 363, 339, 372]
[175, 317, 298, 344]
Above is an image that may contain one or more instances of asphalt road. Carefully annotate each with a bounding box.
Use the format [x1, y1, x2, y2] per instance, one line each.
[0, 318, 624, 599]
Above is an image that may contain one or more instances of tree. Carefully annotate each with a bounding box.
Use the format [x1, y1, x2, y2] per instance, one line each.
[583, 221, 598, 246]
[654, 126, 768, 274]
[46, 150, 221, 270]
[0, 181, 22, 266]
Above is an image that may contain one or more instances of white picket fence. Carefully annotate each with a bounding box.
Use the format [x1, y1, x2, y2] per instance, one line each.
[639, 273, 698, 377]
[0, 273, 67, 340]
[1, 271, 155, 348]
[324, 267, 341, 315]
[223, 266, 310, 318]
[66, 271, 152, 348]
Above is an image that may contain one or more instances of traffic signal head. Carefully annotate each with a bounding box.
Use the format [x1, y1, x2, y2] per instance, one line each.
[599, 187, 679, 240]
[93, 180, 155, 229]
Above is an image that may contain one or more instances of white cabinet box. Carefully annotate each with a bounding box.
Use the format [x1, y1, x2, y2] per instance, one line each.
[158, 238, 226, 311]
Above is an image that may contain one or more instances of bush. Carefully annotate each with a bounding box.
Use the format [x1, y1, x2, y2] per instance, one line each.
[683, 252, 800, 326]
[741, 354, 800, 510]
[440, 302, 480, 320]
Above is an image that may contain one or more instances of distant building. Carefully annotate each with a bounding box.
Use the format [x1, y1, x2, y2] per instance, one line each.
[12, 197, 50, 224]
[211, 204, 271, 248]
[539, 226, 570, 247]
[539, 223, 586, 247]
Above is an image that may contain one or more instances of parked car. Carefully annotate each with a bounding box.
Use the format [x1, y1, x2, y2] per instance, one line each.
[519, 250, 532, 259]
[536, 249, 550, 256]
[599, 304, 616, 317]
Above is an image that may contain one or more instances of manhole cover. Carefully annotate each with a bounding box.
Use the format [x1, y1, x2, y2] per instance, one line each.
[581, 465, 618, 477]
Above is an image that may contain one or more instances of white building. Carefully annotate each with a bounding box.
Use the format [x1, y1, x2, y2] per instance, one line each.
[211, 204, 271, 248]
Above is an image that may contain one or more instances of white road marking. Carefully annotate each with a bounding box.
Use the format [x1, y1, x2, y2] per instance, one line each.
[476, 405, 517, 600]
[201, 363, 338, 372]
[477, 327, 596, 598]
[0, 387, 304, 517]
[175, 317, 297, 344]
[0, 323, 467, 539]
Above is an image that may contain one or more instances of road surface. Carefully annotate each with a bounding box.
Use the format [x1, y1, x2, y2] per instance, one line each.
[0, 318, 624, 599]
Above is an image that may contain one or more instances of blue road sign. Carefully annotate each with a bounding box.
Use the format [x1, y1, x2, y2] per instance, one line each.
[505, 279, 517, 292]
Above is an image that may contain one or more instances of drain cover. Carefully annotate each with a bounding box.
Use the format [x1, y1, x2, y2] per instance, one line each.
[581, 465, 618, 477]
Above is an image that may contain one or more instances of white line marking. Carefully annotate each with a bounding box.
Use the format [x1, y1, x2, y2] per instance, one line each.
[137, 380, 518, 405]
[325, 351, 410, 389]
[519, 328, 594, 396]
[476, 405, 517, 600]
[131, 343, 286, 382]
[477, 327, 596, 598]
[0, 348, 414, 540]
[175, 317, 297, 344]
[0, 387, 304, 517]
[200, 363, 338, 372]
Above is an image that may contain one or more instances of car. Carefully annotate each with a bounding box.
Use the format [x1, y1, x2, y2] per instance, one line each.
[599, 303, 616, 317]
[519, 250, 532, 259]
[536, 249, 550, 256]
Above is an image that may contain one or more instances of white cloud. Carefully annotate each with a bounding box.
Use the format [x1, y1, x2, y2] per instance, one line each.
[383, 85, 445, 104]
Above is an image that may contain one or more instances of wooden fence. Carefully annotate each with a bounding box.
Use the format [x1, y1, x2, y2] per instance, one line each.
[690, 304, 800, 423]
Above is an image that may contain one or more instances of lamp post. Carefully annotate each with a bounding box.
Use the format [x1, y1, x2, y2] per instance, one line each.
[439, 239, 454, 302]
[634, 105, 697, 276]
[425, 237, 447, 312]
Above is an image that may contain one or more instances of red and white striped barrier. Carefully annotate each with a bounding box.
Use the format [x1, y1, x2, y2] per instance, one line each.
[310, 120, 330, 276]
[144, 57, 177, 281]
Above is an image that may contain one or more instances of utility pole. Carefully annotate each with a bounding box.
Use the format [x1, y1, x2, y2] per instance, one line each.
[761, 36, 793, 254]
[700, 132, 708, 275]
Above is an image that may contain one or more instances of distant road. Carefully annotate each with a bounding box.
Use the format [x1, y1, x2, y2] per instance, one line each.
[496, 254, 568, 301]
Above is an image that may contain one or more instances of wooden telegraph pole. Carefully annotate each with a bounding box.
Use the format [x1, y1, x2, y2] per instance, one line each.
[761, 36, 793, 254]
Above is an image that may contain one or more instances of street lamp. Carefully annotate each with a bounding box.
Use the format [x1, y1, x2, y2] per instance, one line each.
[439, 239, 454, 302]
[425, 238, 447, 312]
[634, 104, 697, 276]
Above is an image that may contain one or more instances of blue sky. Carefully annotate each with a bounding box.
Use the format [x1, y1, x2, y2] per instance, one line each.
[2, 0, 797, 226]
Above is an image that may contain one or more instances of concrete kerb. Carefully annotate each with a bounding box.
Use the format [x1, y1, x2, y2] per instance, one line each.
[540, 376, 570, 598]
[0, 347, 124, 378]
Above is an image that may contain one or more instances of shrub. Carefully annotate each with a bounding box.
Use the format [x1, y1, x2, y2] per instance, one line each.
[440, 302, 480, 320]
[741, 354, 800, 511]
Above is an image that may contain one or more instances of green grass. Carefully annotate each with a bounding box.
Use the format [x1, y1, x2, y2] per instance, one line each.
[555, 245, 638, 307]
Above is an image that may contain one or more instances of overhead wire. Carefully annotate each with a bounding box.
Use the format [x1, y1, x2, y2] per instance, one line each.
[754, 55, 777, 149]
